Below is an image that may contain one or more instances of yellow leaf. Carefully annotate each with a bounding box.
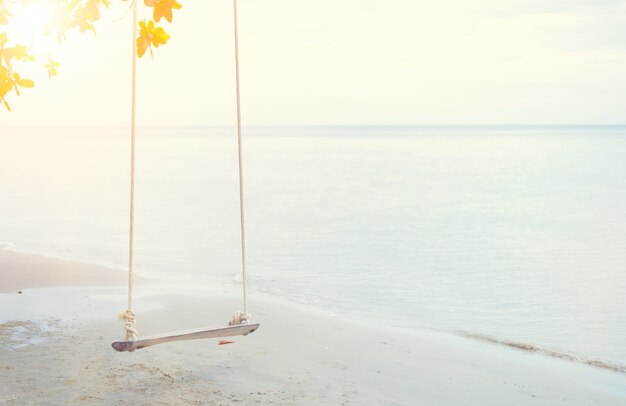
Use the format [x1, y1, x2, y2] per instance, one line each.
[145, 0, 182, 23]
[13, 45, 35, 61]
[45, 57, 60, 78]
[136, 19, 170, 58]
[18, 78, 34, 88]
[151, 26, 170, 48]
[137, 35, 150, 58]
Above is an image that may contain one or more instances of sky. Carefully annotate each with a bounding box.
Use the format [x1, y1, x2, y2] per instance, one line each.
[2, 0, 626, 126]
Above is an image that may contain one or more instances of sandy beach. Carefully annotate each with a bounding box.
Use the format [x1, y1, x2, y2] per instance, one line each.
[2, 0, 625, 403]
[1, 248, 625, 405]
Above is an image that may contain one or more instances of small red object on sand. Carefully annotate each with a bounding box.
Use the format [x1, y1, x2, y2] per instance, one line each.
[218, 340, 235, 345]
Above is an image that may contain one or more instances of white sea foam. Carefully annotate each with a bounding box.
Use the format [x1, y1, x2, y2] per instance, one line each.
[459, 331, 626, 374]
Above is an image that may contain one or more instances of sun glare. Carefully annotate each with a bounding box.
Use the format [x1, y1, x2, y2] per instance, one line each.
[20, 3, 52, 31]
[12, 1, 57, 52]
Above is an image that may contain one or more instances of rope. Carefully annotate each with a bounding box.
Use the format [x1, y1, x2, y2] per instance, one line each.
[119, 310, 138, 341]
[118, 1, 250, 335]
[121, 0, 139, 341]
[229, 311, 248, 326]
[233, 0, 249, 322]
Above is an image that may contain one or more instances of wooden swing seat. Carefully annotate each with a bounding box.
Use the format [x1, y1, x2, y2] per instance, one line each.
[111, 323, 260, 352]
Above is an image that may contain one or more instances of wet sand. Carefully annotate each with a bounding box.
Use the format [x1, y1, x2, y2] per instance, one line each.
[1, 248, 625, 405]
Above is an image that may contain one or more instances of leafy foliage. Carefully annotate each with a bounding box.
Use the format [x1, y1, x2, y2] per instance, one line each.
[0, 0, 181, 111]
[0, 32, 36, 111]
[137, 19, 169, 58]
[44, 0, 112, 42]
[145, 0, 181, 23]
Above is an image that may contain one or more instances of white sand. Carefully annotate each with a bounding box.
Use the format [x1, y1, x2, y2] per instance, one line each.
[1, 248, 625, 405]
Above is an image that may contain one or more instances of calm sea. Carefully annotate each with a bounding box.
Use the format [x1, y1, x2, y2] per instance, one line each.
[1, 126, 625, 367]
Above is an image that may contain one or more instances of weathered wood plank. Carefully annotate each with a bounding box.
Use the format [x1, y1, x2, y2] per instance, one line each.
[111, 323, 260, 352]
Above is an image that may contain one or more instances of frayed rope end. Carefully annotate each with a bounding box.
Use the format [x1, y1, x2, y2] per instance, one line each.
[229, 311, 250, 326]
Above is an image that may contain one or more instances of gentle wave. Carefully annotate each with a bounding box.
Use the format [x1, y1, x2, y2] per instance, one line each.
[459, 331, 626, 374]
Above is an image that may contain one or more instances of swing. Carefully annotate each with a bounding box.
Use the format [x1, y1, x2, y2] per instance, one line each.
[112, 0, 259, 353]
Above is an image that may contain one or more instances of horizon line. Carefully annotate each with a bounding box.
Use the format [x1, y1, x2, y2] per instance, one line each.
[3, 124, 626, 130]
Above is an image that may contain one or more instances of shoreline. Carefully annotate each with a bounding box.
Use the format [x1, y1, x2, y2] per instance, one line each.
[3, 244, 626, 369]
[2, 250, 626, 404]
[3, 244, 625, 376]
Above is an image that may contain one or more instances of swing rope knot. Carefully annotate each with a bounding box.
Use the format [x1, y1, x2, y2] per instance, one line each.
[119, 310, 138, 341]
[229, 311, 249, 326]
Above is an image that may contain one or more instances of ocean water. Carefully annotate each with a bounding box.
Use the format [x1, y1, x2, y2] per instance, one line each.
[1, 126, 625, 368]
